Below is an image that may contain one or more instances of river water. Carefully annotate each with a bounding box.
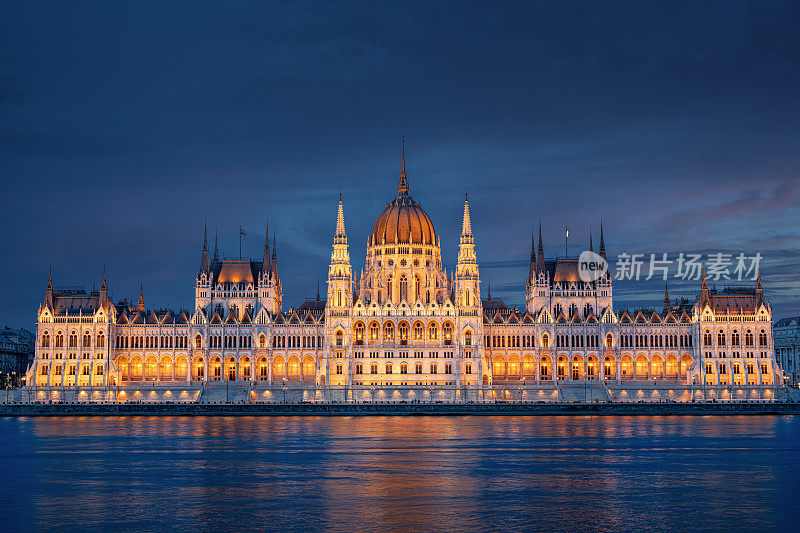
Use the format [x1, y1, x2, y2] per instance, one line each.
[1, 415, 798, 532]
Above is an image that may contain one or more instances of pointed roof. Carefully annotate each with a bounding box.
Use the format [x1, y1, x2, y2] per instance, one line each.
[589, 227, 593, 253]
[461, 193, 472, 237]
[335, 193, 347, 243]
[200, 221, 210, 273]
[138, 284, 145, 313]
[398, 137, 409, 197]
[536, 221, 545, 274]
[599, 221, 606, 258]
[213, 229, 219, 262]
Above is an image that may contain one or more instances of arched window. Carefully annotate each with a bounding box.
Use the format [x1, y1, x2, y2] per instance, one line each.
[542, 333, 549, 348]
[430, 363, 438, 374]
[465, 362, 472, 374]
[336, 330, 344, 347]
[96, 332, 105, 348]
[731, 330, 740, 346]
[41, 332, 50, 347]
[195, 334, 202, 349]
[428, 322, 438, 341]
[385, 362, 393, 374]
[69, 333, 77, 348]
[606, 333, 613, 348]
[443, 323, 453, 343]
[415, 276, 421, 300]
[383, 322, 394, 342]
[259, 334, 266, 349]
[370, 363, 378, 375]
[717, 330, 726, 346]
[399, 322, 409, 344]
[400, 362, 408, 374]
[387, 276, 393, 301]
[354, 323, 365, 344]
[83, 332, 91, 347]
[465, 330, 472, 346]
[355, 363, 363, 374]
[745, 330, 754, 346]
[370, 322, 379, 340]
[400, 276, 408, 301]
[759, 329, 768, 346]
[415, 362, 423, 374]
[703, 329, 712, 346]
[55, 332, 64, 348]
[413, 322, 424, 340]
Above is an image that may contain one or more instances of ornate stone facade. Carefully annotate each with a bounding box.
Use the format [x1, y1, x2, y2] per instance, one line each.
[26, 155, 783, 401]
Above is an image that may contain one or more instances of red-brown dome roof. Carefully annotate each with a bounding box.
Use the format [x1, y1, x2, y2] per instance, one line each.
[371, 195, 437, 246]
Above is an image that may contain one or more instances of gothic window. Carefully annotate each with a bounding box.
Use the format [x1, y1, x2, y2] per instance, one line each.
[415, 276, 421, 300]
[443, 323, 453, 343]
[465, 330, 472, 346]
[732, 330, 740, 346]
[354, 323, 365, 344]
[542, 333, 549, 348]
[383, 322, 394, 342]
[745, 330, 754, 346]
[195, 335, 202, 349]
[355, 363, 363, 374]
[399, 322, 409, 343]
[56, 332, 64, 348]
[400, 276, 408, 301]
[703, 330, 712, 346]
[96, 332, 105, 348]
[370, 363, 378, 374]
[415, 362, 423, 374]
[336, 330, 344, 347]
[718, 330, 726, 346]
[400, 363, 408, 374]
[430, 363, 438, 374]
[387, 276, 393, 301]
[370, 322, 379, 340]
[428, 323, 438, 341]
[69, 333, 77, 348]
[445, 363, 452, 374]
[41, 332, 50, 348]
[759, 330, 768, 346]
[413, 322, 424, 340]
[465, 362, 472, 374]
[377, 291, 382, 304]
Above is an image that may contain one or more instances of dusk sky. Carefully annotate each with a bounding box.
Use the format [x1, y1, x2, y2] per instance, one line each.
[2, 1, 799, 328]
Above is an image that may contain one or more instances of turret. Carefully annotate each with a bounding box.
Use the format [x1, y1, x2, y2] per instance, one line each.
[100, 266, 109, 308]
[200, 221, 210, 275]
[327, 193, 352, 310]
[455, 194, 480, 311]
[44, 267, 54, 309]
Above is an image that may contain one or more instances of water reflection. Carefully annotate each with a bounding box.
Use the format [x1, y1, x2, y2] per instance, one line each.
[0, 416, 797, 531]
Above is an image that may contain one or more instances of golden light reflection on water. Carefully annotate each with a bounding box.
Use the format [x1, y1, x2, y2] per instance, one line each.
[2, 415, 798, 531]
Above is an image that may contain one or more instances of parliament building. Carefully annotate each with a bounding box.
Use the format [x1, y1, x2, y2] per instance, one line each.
[26, 153, 783, 402]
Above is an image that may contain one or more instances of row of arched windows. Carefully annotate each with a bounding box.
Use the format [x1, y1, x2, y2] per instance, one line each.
[352, 321, 460, 345]
[115, 335, 188, 349]
[353, 361, 462, 375]
[703, 329, 767, 347]
[42, 331, 105, 349]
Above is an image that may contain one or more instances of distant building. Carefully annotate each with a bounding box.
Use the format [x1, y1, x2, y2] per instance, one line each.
[774, 316, 800, 387]
[0, 326, 34, 386]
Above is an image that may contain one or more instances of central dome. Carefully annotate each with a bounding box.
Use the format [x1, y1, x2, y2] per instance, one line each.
[370, 153, 437, 246]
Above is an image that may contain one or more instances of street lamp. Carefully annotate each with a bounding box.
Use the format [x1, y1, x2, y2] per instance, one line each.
[282, 377, 287, 404]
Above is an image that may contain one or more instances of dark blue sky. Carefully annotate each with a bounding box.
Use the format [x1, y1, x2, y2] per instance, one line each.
[2, 1, 800, 328]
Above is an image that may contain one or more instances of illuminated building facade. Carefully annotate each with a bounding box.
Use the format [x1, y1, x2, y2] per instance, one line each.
[27, 154, 783, 400]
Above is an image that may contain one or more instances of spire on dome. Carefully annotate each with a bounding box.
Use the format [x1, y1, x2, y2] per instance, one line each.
[397, 137, 409, 197]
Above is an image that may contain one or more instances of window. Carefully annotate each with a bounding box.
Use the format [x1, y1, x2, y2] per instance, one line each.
[465, 362, 472, 374]
[259, 334, 266, 349]
[55, 333, 64, 348]
[336, 330, 344, 347]
[195, 335, 202, 349]
[444, 363, 452, 374]
[443, 323, 452, 343]
[542, 334, 549, 348]
[354, 323, 365, 344]
[387, 276, 393, 301]
[370, 363, 378, 375]
[703, 330, 712, 346]
[399, 323, 409, 343]
[415, 276, 421, 299]
[718, 330, 726, 346]
[384, 322, 394, 342]
[336, 363, 343, 375]
[428, 323, 438, 341]
[370, 322, 379, 340]
[415, 362, 423, 374]
[465, 330, 472, 346]
[400, 363, 408, 374]
[731, 330, 740, 346]
[385, 362, 393, 374]
[759, 330, 768, 346]
[355, 363, 363, 374]
[41, 332, 50, 347]
[69, 333, 77, 348]
[413, 322, 424, 340]
[745, 330, 754, 346]
[400, 275, 408, 301]
[430, 363, 438, 374]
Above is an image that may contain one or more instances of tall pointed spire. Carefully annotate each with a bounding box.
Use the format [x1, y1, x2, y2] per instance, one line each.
[46, 266, 53, 292]
[701, 265, 708, 290]
[44, 266, 54, 308]
[213, 229, 219, 262]
[272, 231, 277, 261]
[757, 269, 762, 289]
[262, 219, 271, 275]
[200, 221, 210, 274]
[664, 283, 670, 313]
[138, 283, 145, 313]
[599, 221, 606, 259]
[589, 227, 593, 253]
[397, 137, 409, 197]
[101, 266, 107, 290]
[461, 193, 473, 238]
[335, 193, 347, 242]
[535, 220, 545, 274]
